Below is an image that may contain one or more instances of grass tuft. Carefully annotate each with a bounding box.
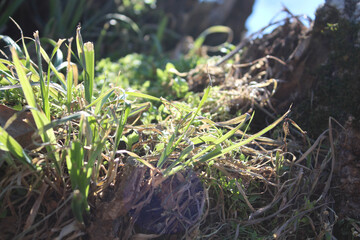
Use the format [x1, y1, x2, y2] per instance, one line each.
[0, 19, 340, 239]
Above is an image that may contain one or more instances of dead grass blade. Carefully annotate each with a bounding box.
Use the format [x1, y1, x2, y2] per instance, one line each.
[23, 183, 48, 231]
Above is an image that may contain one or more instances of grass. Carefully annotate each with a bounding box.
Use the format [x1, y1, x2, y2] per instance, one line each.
[0, 22, 342, 239]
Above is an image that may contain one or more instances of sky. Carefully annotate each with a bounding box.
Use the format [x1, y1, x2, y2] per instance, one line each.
[246, 0, 325, 34]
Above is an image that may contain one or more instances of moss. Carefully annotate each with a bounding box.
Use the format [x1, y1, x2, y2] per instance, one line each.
[294, 11, 360, 137]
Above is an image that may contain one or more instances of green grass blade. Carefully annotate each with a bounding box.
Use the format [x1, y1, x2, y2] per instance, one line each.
[157, 111, 193, 169]
[125, 91, 161, 102]
[66, 38, 74, 112]
[34, 31, 50, 119]
[66, 140, 87, 222]
[163, 144, 194, 176]
[39, 46, 66, 87]
[84, 88, 115, 109]
[10, 18, 31, 67]
[40, 38, 64, 68]
[0, 126, 35, 170]
[189, 135, 218, 145]
[191, 113, 251, 161]
[116, 150, 156, 170]
[37, 112, 89, 134]
[66, 141, 84, 189]
[165, 144, 222, 177]
[157, 130, 177, 168]
[114, 102, 131, 149]
[76, 26, 85, 67]
[11, 47, 36, 107]
[94, 83, 107, 115]
[75, 27, 95, 104]
[0, 35, 24, 58]
[46, 38, 67, 93]
[198, 109, 291, 163]
[173, 85, 211, 149]
[127, 102, 151, 120]
[66, 63, 73, 111]
[88, 138, 107, 174]
[11, 47, 61, 173]
[83, 42, 94, 103]
[157, 85, 211, 169]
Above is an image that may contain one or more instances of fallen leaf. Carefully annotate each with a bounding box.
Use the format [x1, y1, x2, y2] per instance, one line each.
[0, 104, 36, 149]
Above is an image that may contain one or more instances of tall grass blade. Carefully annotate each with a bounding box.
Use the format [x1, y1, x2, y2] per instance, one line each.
[66, 140, 87, 222]
[83, 42, 94, 103]
[34, 31, 50, 119]
[11, 47, 36, 107]
[10, 18, 31, 68]
[75, 27, 94, 104]
[11, 47, 61, 173]
[66, 38, 74, 112]
[76, 26, 85, 67]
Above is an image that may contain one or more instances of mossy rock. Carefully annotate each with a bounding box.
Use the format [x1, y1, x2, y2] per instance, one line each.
[293, 4, 360, 137]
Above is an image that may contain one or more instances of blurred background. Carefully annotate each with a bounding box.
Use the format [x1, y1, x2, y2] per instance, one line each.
[247, 0, 324, 34]
[0, 0, 324, 59]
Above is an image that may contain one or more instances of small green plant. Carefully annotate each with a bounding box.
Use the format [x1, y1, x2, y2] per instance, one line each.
[0, 27, 134, 223]
[95, 53, 198, 100]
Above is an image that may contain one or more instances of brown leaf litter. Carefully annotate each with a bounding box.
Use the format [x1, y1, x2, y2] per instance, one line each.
[0, 104, 36, 149]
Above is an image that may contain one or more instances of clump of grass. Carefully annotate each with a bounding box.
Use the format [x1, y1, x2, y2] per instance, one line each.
[0, 22, 338, 240]
[1, 25, 135, 232]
